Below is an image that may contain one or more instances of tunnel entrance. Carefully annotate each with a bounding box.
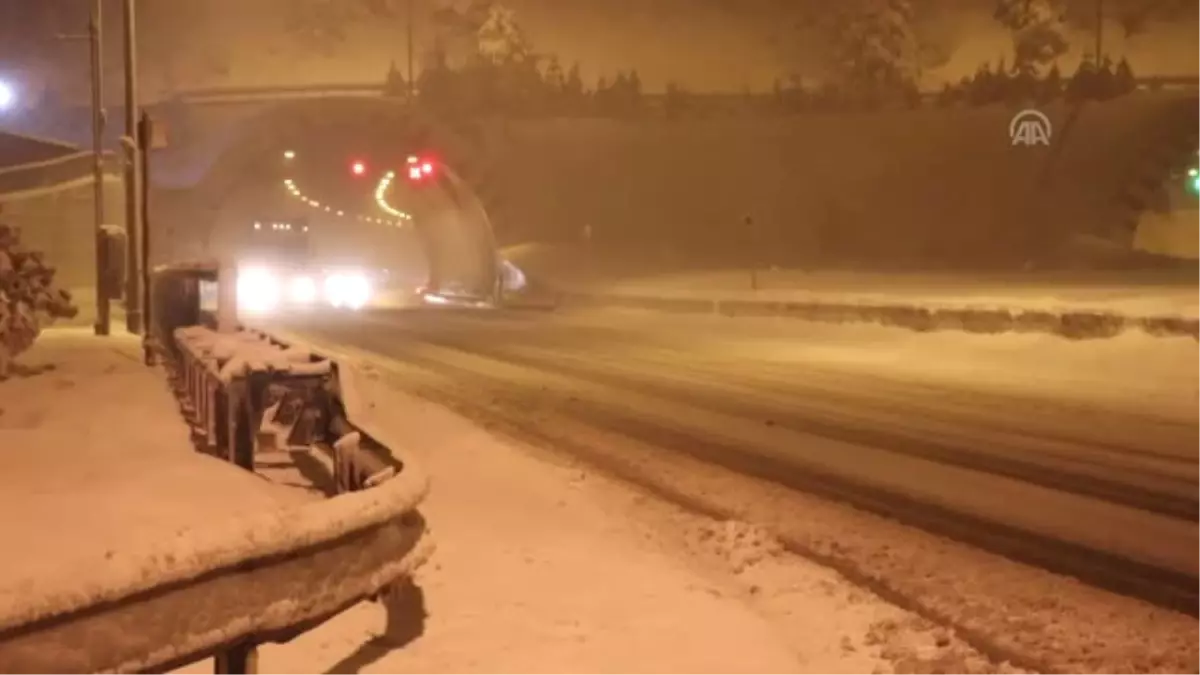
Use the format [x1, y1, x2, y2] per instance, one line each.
[155, 97, 501, 304]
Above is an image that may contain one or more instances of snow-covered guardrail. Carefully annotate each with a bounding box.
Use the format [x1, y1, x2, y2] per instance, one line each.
[561, 291, 1200, 340]
[0, 268, 432, 674]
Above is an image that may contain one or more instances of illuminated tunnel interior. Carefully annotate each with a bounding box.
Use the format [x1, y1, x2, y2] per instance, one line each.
[167, 99, 502, 308]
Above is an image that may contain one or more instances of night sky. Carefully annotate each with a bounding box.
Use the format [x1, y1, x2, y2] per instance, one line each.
[0, 0, 1196, 104]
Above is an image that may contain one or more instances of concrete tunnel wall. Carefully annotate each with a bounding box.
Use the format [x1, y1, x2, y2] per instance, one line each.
[151, 91, 1197, 296]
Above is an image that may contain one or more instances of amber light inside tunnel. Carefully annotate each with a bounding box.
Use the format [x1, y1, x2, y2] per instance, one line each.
[165, 97, 505, 303]
[374, 171, 412, 221]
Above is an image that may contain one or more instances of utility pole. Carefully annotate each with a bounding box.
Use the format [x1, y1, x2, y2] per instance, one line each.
[1095, 0, 1104, 63]
[122, 0, 144, 335]
[138, 112, 154, 364]
[90, 1, 111, 336]
[57, 3, 109, 336]
[86, 2, 110, 336]
[406, 0, 416, 100]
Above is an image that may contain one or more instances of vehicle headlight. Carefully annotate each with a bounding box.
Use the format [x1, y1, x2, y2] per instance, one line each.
[237, 267, 280, 312]
[324, 273, 372, 310]
[289, 275, 318, 304]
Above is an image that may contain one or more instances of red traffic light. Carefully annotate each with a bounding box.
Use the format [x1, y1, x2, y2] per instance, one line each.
[351, 160, 367, 176]
[406, 156, 435, 181]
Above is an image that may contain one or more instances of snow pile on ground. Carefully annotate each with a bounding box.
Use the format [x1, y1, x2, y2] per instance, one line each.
[675, 519, 1027, 675]
[686, 519, 785, 574]
[0, 329, 311, 627]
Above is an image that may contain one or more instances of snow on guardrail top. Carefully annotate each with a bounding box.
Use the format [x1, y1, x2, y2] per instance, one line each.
[174, 326, 332, 383]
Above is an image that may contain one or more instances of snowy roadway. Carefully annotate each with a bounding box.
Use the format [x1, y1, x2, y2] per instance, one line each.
[270, 305, 1199, 673]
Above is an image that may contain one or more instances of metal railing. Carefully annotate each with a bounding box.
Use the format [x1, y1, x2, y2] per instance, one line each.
[0, 148, 120, 196]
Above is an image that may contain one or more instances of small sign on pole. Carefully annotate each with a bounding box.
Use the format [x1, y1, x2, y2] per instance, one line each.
[142, 114, 168, 149]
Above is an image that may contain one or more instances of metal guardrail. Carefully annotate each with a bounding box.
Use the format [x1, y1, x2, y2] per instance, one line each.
[169, 324, 397, 490]
[0, 265, 432, 674]
[152, 264, 431, 672]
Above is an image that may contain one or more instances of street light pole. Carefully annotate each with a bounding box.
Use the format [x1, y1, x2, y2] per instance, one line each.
[56, 5, 109, 335]
[88, 0, 110, 336]
[406, 0, 416, 100]
[121, 0, 144, 334]
[1095, 0, 1104, 62]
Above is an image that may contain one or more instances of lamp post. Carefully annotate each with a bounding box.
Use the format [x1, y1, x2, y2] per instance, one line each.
[121, 0, 145, 335]
[406, 0, 416, 100]
[58, 1, 110, 336]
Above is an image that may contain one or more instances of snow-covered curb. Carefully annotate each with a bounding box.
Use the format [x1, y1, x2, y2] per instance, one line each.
[562, 292, 1200, 340]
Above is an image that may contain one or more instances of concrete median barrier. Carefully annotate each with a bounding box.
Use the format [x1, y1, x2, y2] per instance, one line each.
[563, 291, 1199, 340]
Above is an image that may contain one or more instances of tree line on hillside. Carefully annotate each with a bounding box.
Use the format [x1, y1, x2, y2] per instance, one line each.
[375, 0, 1157, 120]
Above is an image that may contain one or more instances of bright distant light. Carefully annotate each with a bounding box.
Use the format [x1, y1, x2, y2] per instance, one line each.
[289, 276, 318, 304]
[283, 150, 296, 160]
[421, 162, 433, 175]
[407, 155, 418, 164]
[351, 160, 366, 175]
[409, 166, 422, 180]
[0, 79, 15, 111]
[324, 273, 372, 310]
[237, 267, 281, 313]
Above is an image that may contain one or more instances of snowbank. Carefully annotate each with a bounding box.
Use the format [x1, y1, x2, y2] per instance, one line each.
[556, 269, 1200, 339]
[0, 329, 432, 673]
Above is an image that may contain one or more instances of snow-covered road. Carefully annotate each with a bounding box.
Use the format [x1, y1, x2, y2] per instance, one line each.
[174, 382, 988, 674]
[271, 305, 1199, 673]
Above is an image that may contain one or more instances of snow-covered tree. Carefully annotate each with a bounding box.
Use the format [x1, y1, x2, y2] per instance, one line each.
[543, 56, 565, 91]
[993, 0, 1069, 73]
[0, 221, 78, 378]
[832, 0, 921, 103]
[475, 3, 533, 65]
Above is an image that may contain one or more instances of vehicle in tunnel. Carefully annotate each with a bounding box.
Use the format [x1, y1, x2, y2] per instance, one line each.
[415, 259, 528, 308]
[234, 217, 378, 312]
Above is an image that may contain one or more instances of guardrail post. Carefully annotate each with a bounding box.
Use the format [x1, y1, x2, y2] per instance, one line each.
[203, 378, 217, 450]
[225, 380, 246, 467]
[214, 643, 258, 674]
[214, 385, 229, 453]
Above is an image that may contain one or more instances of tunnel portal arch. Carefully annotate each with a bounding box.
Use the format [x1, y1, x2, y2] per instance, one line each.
[182, 96, 502, 300]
